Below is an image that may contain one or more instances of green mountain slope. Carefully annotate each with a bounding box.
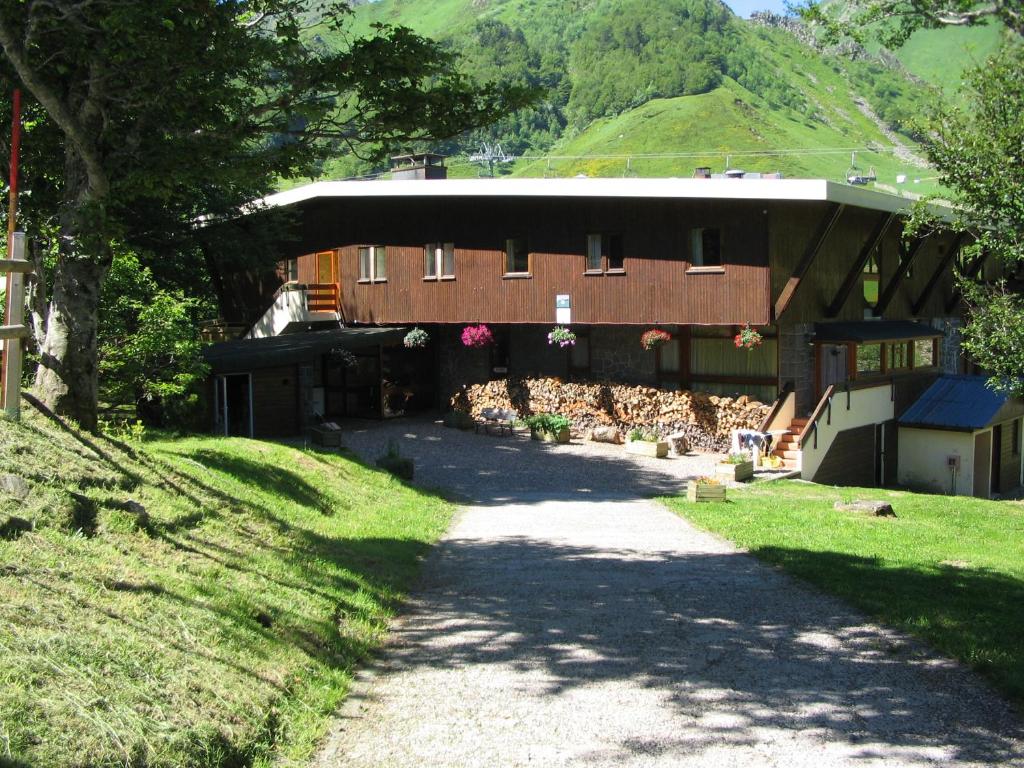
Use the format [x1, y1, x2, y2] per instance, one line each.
[309, 0, 946, 194]
[890, 24, 1004, 93]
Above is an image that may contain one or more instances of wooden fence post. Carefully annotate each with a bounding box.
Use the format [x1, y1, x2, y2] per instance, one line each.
[3, 231, 27, 420]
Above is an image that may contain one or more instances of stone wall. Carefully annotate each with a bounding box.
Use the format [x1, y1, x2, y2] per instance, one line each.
[509, 325, 569, 379]
[778, 322, 815, 414]
[438, 325, 491, 402]
[590, 325, 658, 384]
[931, 316, 963, 375]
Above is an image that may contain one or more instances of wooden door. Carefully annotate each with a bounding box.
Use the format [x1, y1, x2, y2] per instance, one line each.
[316, 250, 336, 285]
[992, 424, 1003, 494]
[973, 430, 991, 498]
[818, 344, 848, 397]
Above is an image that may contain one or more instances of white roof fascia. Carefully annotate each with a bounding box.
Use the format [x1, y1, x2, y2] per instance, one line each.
[254, 177, 951, 219]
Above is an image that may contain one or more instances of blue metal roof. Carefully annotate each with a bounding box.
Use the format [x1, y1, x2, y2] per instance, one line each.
[899, 376, 1013, 431]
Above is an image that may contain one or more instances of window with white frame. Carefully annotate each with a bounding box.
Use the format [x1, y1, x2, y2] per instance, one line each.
[358, 246, 387, 282]
[424, 242, 455, 279]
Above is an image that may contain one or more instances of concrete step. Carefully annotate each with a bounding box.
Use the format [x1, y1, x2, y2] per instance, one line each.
[776, 449, 801, 459]
[776, 434, 799, 447]
[790, 418, 809, 428]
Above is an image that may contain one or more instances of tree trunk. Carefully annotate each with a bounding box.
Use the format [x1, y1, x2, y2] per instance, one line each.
[34, 254, 109, 431]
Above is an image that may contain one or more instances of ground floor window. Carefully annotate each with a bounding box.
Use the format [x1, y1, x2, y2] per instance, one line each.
[856, 343, 882, 375]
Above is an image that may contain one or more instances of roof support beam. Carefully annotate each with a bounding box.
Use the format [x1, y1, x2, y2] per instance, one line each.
[825, 211, 896, 318]
[873, 233, 929, 317]
[945, 244, 989, 314]
[774, 203, 845, 321]
[912, 232, 968, 316]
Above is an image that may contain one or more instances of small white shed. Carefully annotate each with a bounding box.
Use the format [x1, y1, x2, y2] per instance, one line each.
[898, 376, 1024, 498]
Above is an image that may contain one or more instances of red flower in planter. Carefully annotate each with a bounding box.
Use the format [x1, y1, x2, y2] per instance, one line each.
[734, 323, 763, 350]
[640, 328, 672, 351]
[461, 324, 495, 348]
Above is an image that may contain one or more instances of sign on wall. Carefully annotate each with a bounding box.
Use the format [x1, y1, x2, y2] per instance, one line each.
[556, 294, 571, 325]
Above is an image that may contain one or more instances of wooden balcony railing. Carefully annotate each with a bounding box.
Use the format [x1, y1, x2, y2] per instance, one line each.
[306, 283, 339, 313]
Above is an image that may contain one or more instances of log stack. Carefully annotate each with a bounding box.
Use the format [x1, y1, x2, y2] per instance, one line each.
[451, 378, 771, 452]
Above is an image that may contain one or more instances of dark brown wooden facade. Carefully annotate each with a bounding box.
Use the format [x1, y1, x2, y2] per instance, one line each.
[280, 195, 959, 329]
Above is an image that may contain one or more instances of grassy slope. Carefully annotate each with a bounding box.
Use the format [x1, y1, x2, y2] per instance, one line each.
[889, 24, 1004, 94]
[326, 1, 940, 194]
[0, 406, 451, 767]
[665, 481, 1024, 704]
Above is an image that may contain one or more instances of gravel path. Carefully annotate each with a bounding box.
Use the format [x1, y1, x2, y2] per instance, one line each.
[314, 418, 1024, 767]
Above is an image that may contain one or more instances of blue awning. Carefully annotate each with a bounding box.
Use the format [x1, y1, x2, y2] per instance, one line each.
[899, 376, 1024, 431]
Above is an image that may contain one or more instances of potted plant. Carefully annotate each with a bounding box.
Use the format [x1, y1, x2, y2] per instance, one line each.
[687, 476, 727, 502]
[733, 323, 763, 351]
[404, 327, 430, 349]
[716, 451, 754, 482]
[625, 427, 669, 458]
[640, 328, 672, 351]
[547, 326, 576, 347]
[523, 413, 571, 443]
[461, 324, 495, 348]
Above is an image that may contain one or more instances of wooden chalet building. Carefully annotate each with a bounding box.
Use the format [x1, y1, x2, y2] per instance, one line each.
[205, 156, 1017, 493]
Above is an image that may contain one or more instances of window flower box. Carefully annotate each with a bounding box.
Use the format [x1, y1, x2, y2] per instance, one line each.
[626, 439, 669, 458]
[687, 478, 727, 502]
[532, 427, 570, 444]
[716, 459, 754, 482]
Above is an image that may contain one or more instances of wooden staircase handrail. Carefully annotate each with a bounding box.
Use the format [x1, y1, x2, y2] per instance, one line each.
[800, 384, 836, 444]
[759, 381, 795, 433]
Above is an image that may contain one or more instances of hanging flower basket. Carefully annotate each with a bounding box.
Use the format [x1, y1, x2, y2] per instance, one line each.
[461, 324, 495, 349]
[330, 348, 359, 369]
[404, 327, 430, 349]
[734, 323, 763, 350]
[547, 326, 576, 348]
[640, 328, 672, 351]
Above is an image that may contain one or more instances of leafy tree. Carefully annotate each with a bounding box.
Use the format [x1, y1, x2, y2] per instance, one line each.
[98, 251, 211, 427]
[922, 43, 1024, 392]
[800, 0, 1021, 47]
[0, 0, 532, 429]
[807, 0, 1024, 391]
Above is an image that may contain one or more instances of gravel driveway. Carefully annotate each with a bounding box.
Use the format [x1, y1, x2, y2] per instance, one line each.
[314, 418, 1024, 767]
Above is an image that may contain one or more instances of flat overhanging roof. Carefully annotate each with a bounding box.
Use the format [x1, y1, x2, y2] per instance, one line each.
[252, 177, 950, 218]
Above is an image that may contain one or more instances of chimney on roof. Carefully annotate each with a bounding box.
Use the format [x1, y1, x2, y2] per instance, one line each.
[693, 167, 711, 179]
[390, 152, 447, 180]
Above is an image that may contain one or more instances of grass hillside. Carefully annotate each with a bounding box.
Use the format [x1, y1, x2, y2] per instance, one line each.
[0, 401, 451, 767]
[305, 0, 941, 195]
[890, 24, 1005, 94]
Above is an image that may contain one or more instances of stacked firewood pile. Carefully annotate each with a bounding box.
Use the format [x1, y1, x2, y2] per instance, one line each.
[451, 377, 771, 452]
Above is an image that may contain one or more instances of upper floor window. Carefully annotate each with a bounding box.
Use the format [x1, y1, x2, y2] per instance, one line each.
[504, 237, 529, 275]
[690, 227, 721, 267]
[287, 258, 298, 282]
[586, 233, 624, 273]
[358, 245, 387, 282]
[424, 242, 455, 280]
[863, 249, 880, 306]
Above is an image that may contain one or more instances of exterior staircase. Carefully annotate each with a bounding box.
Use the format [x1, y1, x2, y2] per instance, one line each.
[771, 417, 806, 470]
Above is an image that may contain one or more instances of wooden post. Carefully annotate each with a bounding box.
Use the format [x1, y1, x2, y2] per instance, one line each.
[3, 231, 26, 420]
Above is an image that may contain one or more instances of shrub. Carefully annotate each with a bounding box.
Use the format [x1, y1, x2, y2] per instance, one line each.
[522, 413, 571, 435]
[628, 427, 661, 442]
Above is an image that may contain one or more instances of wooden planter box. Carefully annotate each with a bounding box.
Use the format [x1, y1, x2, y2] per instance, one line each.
[716, 460, 754, 482]
[687, 481, 727, 502]
[626, 439, 669, 458]
[531, 427, 570, 444]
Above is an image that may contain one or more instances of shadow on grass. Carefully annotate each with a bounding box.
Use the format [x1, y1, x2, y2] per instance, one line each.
[747, 546, 1024, 704]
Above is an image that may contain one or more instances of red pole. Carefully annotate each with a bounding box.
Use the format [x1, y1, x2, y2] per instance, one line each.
[2, 88, 21, 410]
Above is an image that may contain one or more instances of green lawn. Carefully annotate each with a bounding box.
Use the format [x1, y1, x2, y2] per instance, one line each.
[666, 481, 1024, 704]
[0, 407, 452, 767]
